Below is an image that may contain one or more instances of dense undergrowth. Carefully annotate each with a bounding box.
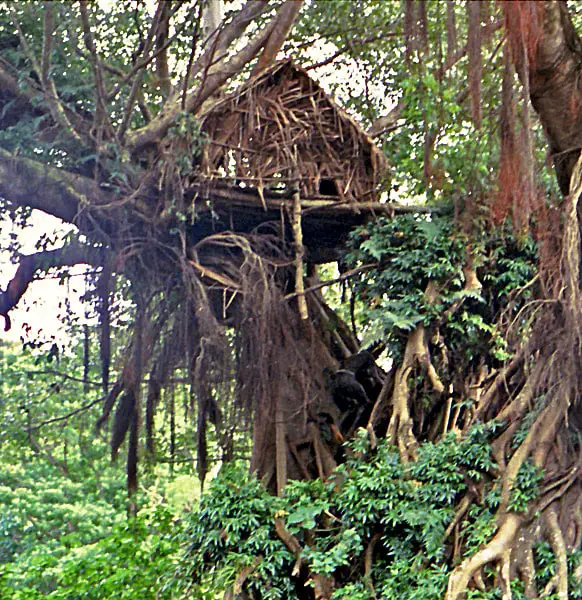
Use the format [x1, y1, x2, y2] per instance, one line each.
[174, 430, 582, 600]
[3, 435, 581, 600]
[6, 428, 577, 600]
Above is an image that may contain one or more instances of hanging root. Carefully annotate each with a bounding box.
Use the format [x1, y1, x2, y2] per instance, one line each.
[445, 376, 572, 599]
[387, 358, 418, 463]
[446, 513, 523, 600]
[364, 533, 380, 599]
[229, 556, 263, 599]
[387, 322, 444, 462]
[274, 518, 334, 598]
[543, 510, 569, 599]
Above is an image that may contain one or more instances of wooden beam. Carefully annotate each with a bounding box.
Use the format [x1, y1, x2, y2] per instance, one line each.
[188, 183, 436, 216]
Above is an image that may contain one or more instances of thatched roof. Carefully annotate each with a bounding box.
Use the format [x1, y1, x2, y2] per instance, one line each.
[198, 60, 389, 204]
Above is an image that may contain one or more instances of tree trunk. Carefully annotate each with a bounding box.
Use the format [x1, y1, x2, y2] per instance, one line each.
[506, 0, 582, 195]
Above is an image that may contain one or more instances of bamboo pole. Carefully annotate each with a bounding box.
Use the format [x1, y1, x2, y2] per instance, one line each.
[290, 180, 308, 320]
[275, 396, 288, 496]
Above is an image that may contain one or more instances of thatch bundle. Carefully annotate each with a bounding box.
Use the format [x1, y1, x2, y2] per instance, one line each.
[199, 60, 389, 204]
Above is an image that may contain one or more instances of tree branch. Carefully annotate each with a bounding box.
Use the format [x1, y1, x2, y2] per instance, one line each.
[40, 5, 85, 144]
[125, 0, 272, 152]
[0, 243, 107, 331]
[78, 1, 114, 140]
[367, 17, 502, 138]
[305, 32, 398, 73]
[8, 5, 87, 145]
[0, 50, 90, 142]
[196, 0, 269, 73]
[118, 1, 166, 139]
[252, 0, 303, 75]
[27, 397, 103, 431]
[0, 148, 114, 223]
[155, 0, 172, 98]
[106, 3, 192, 103]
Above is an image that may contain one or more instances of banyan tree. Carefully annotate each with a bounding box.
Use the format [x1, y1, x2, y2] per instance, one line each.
[3, 1, 582, 598]
[146, 57, 394, 493]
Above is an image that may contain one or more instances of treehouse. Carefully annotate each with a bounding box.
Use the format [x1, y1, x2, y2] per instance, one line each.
[188, 60, 392, 263]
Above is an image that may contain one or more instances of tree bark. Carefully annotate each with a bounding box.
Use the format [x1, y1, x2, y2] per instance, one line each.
[0, 148, 113, 224]
[506, 0, 582, 195]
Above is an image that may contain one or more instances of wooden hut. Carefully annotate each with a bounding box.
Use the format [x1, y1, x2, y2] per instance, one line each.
[189, 60, 392, 262]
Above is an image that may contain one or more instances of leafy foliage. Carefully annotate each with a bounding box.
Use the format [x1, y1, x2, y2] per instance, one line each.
[0, 506, 181, 600]
[174, 463, 296, 599]
[175, 426, 566, 599]
[345, 214, 537, 365]
[0, 340, 187, 599]
[346, 214, 467, 331]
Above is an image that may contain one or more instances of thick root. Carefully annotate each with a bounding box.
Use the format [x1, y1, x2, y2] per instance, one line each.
[387, 324, 445, 461]
[387, 362, 418, 462]
[446, 513, 523, 600]
[544, 510, 568, 600]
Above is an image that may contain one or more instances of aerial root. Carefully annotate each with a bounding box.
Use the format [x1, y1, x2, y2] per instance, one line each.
[386, 348, 416, 462]
[499, 404, 553, 509]
[364, 533, 380, 599]
[443, 494, 473, 542]
[472, 352, 524, 423]
[445, 513, 523, 600]
[367, 367, 394, 449]
[312, 574, 334, 600]
[275, 517, 303, 575]
[386, 365, 418, 463]
[387, 324, 444, 462]
[509, 521, 541, 598]
[500, 547, 512, 599]
[445, 391, 571, 600]
[274, 518, 334, 599]
[517, 543, 537, 597]
[226, 555, 263, 599]
[442, 152, 582, 600]
[543, 510, 568, 599]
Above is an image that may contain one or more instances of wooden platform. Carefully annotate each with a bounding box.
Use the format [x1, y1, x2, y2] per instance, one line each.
[186, 183, 432, 264]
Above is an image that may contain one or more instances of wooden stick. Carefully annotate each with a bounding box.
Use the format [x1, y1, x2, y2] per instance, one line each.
[275, 396, 288, 497]
[290, 181, 309, 320]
